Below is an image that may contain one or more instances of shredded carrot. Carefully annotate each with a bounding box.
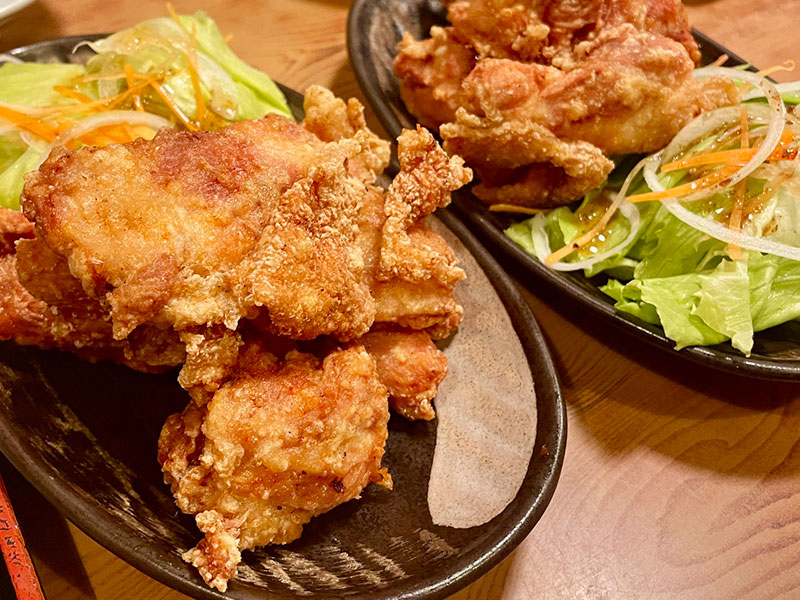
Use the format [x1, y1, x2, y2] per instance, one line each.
[166, 3, 181, 26]
[124, 63, 144, 112]
[185, 22, 206, 127]
[150, 81, 198, 131]
[660, 149, 753, 172]
[726, 107, 751, 259]
[768, 127, 799, 161]
[627, 165, 740, 203]
[659, 128, 796, 175]
[0, 105, 61, 141]
[727, 180, 746, 260]
[709, 54, 729, 68]
[488, 204, 543, 215]
[545, 194, 618, 265]
[52, 86, 94, 104]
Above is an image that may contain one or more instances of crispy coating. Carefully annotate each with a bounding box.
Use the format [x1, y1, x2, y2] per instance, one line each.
[158, 344, 391, 592]
[443, 0, 701, 66]
[373, 127, 470, 337]
[11, 88, 471, 589]
[301, 85, 391, 183]
[395, 26, 477, 130]
[394, 1, 738, 207]
[0, 209, 183, 372]
[21, 109, 375, 342]
[360, 328, 447, 421]
[0, 207, 32, 254]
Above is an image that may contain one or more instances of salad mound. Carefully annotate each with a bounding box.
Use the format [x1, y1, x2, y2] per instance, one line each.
[506, 65, 800, 356]
[0, 10, 291, 210]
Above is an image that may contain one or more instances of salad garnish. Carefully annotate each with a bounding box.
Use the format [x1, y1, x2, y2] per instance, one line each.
[506, 65, 800, 355]
[0, 10, 291, 209]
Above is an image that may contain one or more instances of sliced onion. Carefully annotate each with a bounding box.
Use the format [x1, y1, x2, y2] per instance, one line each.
[661, 104, 772, 163]
[742, 81, 800, 102]
[19, 130, 48, 152]
[537, 157, 647, 271]
[0, 53, 23, 64]
[663, 198, 800, 260]
[661, 67, 787, 203]
[644, 150, 800, 260]
[35, 110, 173, 168]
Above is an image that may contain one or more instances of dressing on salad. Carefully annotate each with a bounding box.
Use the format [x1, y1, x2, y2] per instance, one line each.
[506, 65, 800, 355]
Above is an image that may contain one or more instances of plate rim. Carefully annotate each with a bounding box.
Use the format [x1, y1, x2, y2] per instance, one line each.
[345, 0, 800, 382]
[0, 34, 567, 600]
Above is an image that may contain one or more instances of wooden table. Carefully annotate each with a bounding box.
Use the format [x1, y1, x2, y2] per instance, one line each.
[1, 1, 799, 598]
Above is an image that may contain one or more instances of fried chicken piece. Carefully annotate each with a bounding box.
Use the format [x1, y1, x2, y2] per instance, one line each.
[0, 207, 32, 254]
[394, 1, 736, 206]
[394, 26, 477, 130]
[8, 87, 469, 591]
[360, 327, 447, 421]
[20, 108, 376, 342]
[349, 127, 470, 339]
[438, 27, 738, 207]
[442, 0, 700, 67]
[158, 343, 391, 591]
[0, 209, 183, 372]
[301, 85, 391, 183]
[445, 0, 550, 62]
[18, 88, 468, 404]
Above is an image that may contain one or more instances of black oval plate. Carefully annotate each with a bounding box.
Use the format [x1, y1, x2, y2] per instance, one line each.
[0, 36, 565, 600]
[347, 0, 800, 381]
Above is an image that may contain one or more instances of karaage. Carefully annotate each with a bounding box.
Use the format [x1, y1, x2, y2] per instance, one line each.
[394, 0, 739, 207]
[8, 86, 471, 590]
[159, 342, 391, 591]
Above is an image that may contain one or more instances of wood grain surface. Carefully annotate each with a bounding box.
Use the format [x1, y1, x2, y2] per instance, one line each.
[1, 1, 799, 599]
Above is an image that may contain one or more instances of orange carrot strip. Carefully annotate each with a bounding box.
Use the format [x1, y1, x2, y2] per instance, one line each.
[727, 180, 746, 260]
[627, 165, 740, 203]
[767, 128, 798, 161]
[150, 81, 197, 131]
[124, 63, 144, 112]
[726, 108, 751, 260]
[185, 24, 205, 126]
[545, 194, 618, 265]
[660, 149, 753, 173]
[0, 106, 60, 141]
[52, 86, 94, 104]
[166, 3, 181, 26]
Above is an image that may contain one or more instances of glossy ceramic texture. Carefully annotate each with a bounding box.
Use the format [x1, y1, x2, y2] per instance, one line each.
[0, 36, 566, 600]
[347, 0, 800, 381]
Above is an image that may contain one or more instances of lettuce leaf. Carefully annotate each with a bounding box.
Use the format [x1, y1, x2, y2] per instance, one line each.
[0, 62, 87, 106]
[87, 12, 291, 122]
[602, 252, 800, 355]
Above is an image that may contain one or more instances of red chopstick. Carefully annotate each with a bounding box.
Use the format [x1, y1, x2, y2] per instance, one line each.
[0, 473, 45, 600]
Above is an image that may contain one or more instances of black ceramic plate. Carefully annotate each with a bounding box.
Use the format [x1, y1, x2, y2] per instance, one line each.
[347, 0, 800, 381]
[0, 36, 565, 600]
